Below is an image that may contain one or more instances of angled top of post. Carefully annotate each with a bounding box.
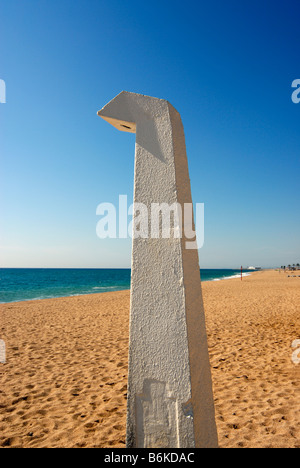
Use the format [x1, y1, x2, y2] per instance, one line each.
[97, 91, 137, 133]
[97, 91, 179, 133]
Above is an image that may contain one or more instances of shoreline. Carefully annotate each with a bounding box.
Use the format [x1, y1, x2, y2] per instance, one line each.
[1, 269, 299, 448]
[0, 269, 260, 305]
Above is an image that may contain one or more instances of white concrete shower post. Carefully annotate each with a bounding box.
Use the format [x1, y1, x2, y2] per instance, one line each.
[97, 91, 218, 448]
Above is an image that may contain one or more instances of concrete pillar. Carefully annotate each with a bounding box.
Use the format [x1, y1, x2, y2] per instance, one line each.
[97, 91, 218, 448]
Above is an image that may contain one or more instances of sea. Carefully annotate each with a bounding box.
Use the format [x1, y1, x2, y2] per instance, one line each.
[0, 268, 251, 304]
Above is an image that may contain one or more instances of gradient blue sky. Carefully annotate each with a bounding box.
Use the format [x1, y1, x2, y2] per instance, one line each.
[0, 0, 299, 268]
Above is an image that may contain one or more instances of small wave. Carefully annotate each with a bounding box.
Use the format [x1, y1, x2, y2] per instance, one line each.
[213, 273, 251, 281]
[0, 295, 53, 304]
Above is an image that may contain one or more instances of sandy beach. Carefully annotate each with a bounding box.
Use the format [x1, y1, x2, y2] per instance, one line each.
[0, 269, 299, 448]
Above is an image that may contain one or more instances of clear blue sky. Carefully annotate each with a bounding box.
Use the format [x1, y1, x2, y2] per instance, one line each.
[0, 0, 299, 268]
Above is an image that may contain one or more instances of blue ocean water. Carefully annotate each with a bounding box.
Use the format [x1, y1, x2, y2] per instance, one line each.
[0, 268, 249, 304]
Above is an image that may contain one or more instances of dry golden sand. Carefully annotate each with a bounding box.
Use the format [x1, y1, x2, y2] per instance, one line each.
[0, 269, 299, 448]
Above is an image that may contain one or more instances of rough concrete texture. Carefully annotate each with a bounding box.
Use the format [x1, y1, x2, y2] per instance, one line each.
[98, 91, 218, 448]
